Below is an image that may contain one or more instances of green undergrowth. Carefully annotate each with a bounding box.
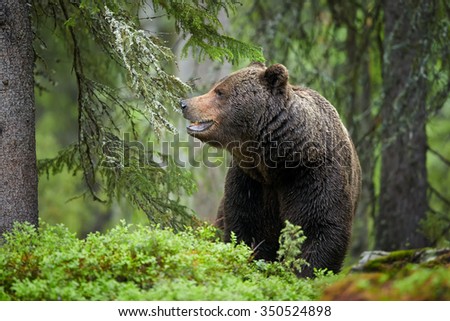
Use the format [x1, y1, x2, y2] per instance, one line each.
[322, 265, 450, 300]
[322, 249, 450, 300]
[0, 221, 337, 301]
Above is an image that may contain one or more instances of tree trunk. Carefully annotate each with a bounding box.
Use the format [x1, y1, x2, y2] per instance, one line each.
[376, 0, 433, 250]
[0, 0, 38, 235]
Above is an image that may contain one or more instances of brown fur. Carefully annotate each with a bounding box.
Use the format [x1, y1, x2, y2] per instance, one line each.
[181, 63, 361, 277]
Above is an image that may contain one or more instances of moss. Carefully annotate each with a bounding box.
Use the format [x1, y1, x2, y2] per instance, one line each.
[323, 248, 450, 300]
[363, 249, 417, 273]
[323, 265, 450, 300]
[420, 250, 450, 268]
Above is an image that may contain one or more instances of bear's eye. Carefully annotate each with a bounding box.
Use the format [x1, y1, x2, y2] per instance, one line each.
[215, 89, 225, 98]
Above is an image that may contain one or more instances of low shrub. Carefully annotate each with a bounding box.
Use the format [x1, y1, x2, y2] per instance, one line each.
[0, 221, 336, 300]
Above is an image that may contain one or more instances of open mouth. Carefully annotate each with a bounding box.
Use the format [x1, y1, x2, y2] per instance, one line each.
[187, 120, 214, 133]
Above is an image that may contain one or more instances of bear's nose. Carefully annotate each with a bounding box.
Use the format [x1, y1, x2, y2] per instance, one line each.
[180, 99, 188, 110]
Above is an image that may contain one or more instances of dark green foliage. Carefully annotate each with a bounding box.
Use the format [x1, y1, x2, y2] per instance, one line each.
[0, 222, 336, 300]
[101, 136, 198, 229]
[152, 0, 263, 63]
[276, 221, 309, 274]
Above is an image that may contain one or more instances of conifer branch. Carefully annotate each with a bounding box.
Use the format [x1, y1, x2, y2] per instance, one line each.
[428, 145, 450, 167]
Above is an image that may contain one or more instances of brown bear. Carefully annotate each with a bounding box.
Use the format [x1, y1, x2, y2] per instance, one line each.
[180, 62, 361, 277]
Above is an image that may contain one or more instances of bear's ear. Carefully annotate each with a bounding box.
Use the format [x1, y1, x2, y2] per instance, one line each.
[248, 61, 266, 69]
[264, 64, 289, 89]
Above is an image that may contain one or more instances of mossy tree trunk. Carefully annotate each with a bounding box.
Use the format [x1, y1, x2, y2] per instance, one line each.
[0, 0, 38, 235]
[376, 0, 433, 250]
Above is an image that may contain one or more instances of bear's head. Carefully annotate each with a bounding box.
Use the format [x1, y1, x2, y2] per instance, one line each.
[180, 63, 289, 148]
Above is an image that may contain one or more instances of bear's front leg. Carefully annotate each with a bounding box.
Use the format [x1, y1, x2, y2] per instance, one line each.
[281, 204, 352, 278]
[220, 164, 282, 261]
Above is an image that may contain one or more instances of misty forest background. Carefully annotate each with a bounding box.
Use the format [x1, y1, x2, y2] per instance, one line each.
[2, 0, 450, 267]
